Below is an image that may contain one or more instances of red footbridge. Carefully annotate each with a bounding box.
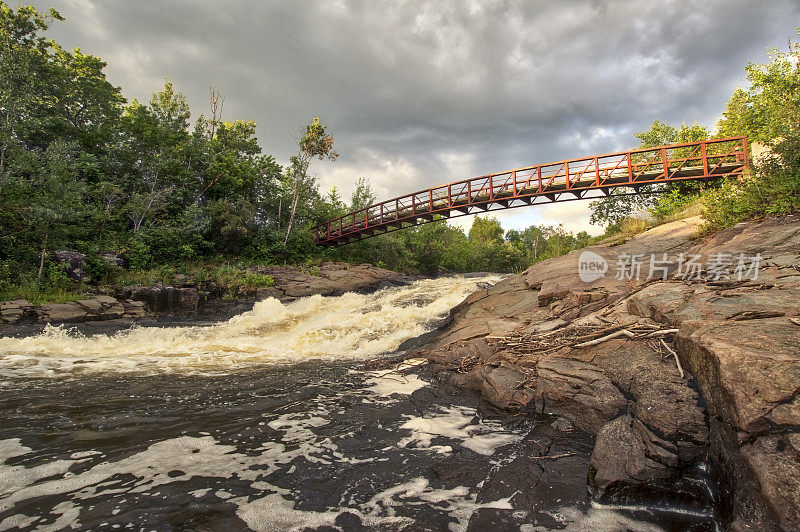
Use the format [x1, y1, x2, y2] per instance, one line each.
[314, 136, 749, 247]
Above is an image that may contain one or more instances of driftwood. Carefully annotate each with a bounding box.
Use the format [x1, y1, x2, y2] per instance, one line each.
[495, 320, 680, 355]
[573, 329, 636, 348]
[660, 338, 684, 378]
[789, 318, 800, 326]
[529, 452, 577, 460]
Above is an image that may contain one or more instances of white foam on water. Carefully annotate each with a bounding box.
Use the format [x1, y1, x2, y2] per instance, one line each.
[525, 504, 668, 532]
[0, 432, 513, 532]
[365, 371, 429, 397]
[0, 276, 500, 377]
[397, 405, 523, 456]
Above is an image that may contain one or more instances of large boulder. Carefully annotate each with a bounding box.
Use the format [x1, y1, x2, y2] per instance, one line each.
[52, 250, 88, 282]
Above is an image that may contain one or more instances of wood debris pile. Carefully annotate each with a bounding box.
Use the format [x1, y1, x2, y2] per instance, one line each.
[493, 321, 679, 355]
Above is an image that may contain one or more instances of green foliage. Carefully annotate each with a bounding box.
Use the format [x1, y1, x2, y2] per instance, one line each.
[702, 133, 800, 230]
[84, 255, 113, 284]
[717, 30, 800, 142]
[589, 120, 710, 227]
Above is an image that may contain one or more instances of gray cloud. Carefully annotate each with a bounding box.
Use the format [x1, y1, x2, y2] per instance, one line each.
[28, 0, 800, 232]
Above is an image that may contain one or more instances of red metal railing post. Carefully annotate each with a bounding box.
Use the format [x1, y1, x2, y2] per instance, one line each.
[743, 137, 750, 170]
[537, 166, 542, 191]
[429, 189, 433, 212]
[565, 161, 570, 190]
[489, 174, 494, 200]
[701, 142, 709, 176]
[662, 147, 669, 180]
[380, 204, 384, 224]
[468, 180, 472, 203]
[412, 195, 416, 216]
[627, 152, 633, 183]
[512, 171, 517, 196]
[594, 157, 599, 186]
[448, 185, 452, 207]
[395, 200, 399, 220]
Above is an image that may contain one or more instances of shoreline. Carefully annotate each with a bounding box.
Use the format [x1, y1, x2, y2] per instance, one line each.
[0, 262, 420, 336]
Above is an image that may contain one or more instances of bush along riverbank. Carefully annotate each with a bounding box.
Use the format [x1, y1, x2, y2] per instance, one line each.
[0, 259, 411, 332]
[415, 213, 800, 530]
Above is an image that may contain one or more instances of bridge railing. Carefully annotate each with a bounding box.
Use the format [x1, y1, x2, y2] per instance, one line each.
[314, 136, 748, 245]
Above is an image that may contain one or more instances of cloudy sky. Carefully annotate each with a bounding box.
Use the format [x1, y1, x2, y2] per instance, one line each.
[25, 0, 800, 234]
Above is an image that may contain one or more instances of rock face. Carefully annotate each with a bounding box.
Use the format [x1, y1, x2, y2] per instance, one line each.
[421, 214, 800, 530]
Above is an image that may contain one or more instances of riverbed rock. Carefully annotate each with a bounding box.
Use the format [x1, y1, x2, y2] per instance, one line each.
[420, 214, 800, 529]
[39, 302, 87, 323]
[0, 299, 36, 324]
[590, 415, 678, 497]
[130, 286, 200, 315]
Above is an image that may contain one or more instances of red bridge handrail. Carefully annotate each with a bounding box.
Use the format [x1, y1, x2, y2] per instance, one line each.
[314, 136, 749, 246]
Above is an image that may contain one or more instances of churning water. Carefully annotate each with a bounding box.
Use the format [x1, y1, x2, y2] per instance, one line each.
[0, 277, 715, 531]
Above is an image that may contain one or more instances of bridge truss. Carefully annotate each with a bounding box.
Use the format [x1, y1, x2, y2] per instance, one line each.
[314, 136, 749, 247]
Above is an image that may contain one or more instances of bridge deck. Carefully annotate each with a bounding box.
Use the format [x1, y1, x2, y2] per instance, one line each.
[314, 136, 748, 246]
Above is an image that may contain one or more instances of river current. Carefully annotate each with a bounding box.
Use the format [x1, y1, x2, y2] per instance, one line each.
[0, 276, 715, 531]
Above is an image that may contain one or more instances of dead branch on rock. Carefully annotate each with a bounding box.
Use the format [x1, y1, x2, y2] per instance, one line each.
[660, 339, 684, 378]
[573, 329, 636, 347]
[641, 329, 679, 338]
[529, 452, 577, 460]
[791, 318, 800, 326]
[494, 320, 679, 355]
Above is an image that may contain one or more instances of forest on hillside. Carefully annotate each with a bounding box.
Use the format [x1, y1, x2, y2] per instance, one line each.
[1, 3, 798, 301]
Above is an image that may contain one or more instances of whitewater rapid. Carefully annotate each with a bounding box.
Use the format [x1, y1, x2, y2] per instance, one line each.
[0, 275, 501, 377]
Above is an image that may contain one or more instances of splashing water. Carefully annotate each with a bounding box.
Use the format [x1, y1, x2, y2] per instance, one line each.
[0, 276, 501, 377]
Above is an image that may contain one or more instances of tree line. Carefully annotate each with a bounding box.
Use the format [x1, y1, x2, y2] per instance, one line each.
[0, 2, 595, 300]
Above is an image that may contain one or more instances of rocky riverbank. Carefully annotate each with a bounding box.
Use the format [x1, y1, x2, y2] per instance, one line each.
[0, 262, 410, 333]
[417, 214, 800, 530]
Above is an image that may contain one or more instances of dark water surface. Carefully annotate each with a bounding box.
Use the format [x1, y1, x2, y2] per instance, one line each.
[0, 361, 719, 531]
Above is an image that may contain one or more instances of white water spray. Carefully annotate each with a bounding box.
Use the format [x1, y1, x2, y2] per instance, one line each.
[0, 276, 499, 377]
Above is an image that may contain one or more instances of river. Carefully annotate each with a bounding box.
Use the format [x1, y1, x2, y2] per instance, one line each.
[0, 276, 715, 531]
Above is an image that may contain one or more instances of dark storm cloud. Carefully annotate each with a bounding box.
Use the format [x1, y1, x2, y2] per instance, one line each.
[27, 0, 800, 231]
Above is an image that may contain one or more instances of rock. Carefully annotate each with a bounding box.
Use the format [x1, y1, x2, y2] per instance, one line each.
[100, 252, 128, 269]
[590, 415, 678, 498]
[52, 250, 88, 282]
[0, 299, 36, 324]
[551, 417, 574, 432]
[122, 300, 149, 319]
[532, 357, 626, 434]
[131, 287, 199, 315]
[39, 302, 87, 323]
[740, 434, 800, 530]
[466, 363, 533, 410]
[76, 299, 103, 314]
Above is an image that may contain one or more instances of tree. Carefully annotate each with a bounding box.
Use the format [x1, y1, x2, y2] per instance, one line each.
[717, 30, 800, 142]
[350, 177, 376, 211]
[283, 117, 338, 245]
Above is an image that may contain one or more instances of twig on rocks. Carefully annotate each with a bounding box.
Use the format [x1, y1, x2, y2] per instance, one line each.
[573, 329, 636, 348]
[789, 318, 800, 326]
[660, 338, 684, 378]
[641, 329, 679, 338]
[529, 452, 577, 460]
